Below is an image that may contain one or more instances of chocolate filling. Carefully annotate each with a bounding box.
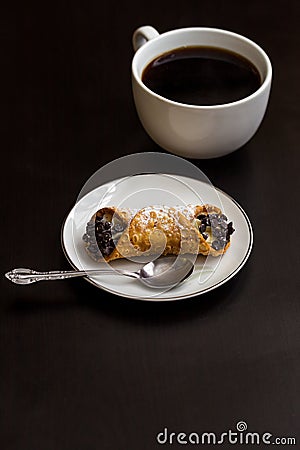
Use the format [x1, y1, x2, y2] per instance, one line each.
[197, 213, 235, 251]
[82, 212, 126, 259]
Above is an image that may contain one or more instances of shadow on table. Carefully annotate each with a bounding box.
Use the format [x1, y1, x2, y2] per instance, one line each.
[6, 265, 248, 327]
[68, 263, 249, 326]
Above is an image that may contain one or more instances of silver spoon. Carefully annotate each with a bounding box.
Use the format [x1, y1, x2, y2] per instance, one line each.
[5, 256, 195, 289]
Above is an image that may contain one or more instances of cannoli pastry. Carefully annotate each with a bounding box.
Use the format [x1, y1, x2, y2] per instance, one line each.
[82, 204, 235, 263]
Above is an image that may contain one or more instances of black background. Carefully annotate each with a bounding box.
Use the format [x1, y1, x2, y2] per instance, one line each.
[1, 1, 300, 449]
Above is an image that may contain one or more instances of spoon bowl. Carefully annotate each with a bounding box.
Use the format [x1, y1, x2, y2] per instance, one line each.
[139, 256, 194, 288]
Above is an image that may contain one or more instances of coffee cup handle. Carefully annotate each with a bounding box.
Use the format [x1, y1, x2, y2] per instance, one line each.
[132, 26, 160, 52]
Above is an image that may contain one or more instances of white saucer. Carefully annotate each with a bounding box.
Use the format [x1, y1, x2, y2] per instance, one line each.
[61, 174, 253, 301]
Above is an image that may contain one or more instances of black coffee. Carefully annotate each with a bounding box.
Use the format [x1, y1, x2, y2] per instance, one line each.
[142, 46, 262, 106]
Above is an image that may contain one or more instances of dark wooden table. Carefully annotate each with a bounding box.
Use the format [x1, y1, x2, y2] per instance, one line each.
[2, 1, 299, 449]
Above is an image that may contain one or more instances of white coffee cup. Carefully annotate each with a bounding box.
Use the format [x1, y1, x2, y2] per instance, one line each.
[132, 26, 272, 159]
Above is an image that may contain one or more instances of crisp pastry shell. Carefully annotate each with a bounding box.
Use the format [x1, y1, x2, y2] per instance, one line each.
[84, 205, 231, 262]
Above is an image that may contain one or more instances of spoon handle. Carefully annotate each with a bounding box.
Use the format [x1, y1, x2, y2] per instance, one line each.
[5, 267, 138, 285]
